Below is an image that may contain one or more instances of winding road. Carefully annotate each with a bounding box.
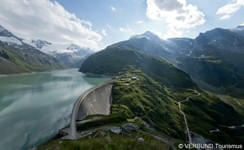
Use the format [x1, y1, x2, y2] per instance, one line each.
[177, 100, 192, 144]
[63, 80, 201, 147]
[177, 89, 201, 144]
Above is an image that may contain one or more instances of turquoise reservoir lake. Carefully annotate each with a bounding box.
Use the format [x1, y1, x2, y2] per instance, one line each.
[0, 69, 108, 150]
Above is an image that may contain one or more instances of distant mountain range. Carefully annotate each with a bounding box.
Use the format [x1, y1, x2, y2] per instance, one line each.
[80, 45, 195, 89]
[177, 26, 244, 97]
[0, 25, 93, 74]
[79, 26, 244, 145]
[0, 25, 63, 74]
[27, 40, 93, 67]
[1, 23, 243, 96]
[82, 26, 244, 98]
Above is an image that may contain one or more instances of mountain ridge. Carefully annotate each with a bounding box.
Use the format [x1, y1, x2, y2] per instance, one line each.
[0, 25, 64, 74]
[80, 45, 196, 89]
[77, 27, 244, 146]
[92, 26, 244, 98]
[28, 39, 93, 67]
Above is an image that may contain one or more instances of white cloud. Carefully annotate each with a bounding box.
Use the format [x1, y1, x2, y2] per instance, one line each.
[111, 6, 117, 12]
[101, 29, 107, 36]
[146, 0, 205, 38]
[0, 0, 102, 49]
[241, 22, 244, 26]
[217, 0, 244, 20]
[219, 15, 231, 20]
[156, 28, 184, 39]
[136, 20, 144, 24]
[119, 26, 134, 34]
[146, 0, 205, 29]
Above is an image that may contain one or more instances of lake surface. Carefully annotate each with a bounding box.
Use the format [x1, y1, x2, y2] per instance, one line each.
[0, 69, 109, 150]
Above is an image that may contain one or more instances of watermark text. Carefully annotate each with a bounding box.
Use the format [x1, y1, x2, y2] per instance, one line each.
[178, 143, 243, 149]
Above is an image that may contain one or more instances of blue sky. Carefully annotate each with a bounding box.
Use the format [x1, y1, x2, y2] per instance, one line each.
[57, 0, 149, 47]
[0, 0, 243, 50]
[58, 0, 244, 48]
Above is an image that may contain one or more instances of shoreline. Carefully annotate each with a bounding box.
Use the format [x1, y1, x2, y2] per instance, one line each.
[83, 72, 113, 78]
[0, 68, 79, 78]
[0, 71, 38, 77]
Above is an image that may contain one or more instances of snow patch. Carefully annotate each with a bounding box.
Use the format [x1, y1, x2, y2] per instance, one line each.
[0, 36, 22, 45]
[29, 40, 91, 55]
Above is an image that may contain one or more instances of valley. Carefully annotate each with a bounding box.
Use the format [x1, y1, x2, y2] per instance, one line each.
[1, 24, 244, 150]
[39, 68, 244, 150]
[1, 0, 244, 150]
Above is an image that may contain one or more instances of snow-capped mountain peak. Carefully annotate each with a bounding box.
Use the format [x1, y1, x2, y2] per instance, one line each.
[0, 25, 23, 45]
[29, 40, 90, 54]
[31, 40, 51, 49]
[66, 44, 82, 52]
[27, 39, 93, 67]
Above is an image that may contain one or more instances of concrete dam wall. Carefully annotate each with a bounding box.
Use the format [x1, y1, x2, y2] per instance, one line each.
[77, 81, 113, 120]
[67, 80, 113, 139]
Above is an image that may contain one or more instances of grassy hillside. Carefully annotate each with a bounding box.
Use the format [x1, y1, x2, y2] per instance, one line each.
[112, 69, 185, 138]
[80, 46, 195, 89]
[39, 41, 244, 149]
[0, 42, 63, 74]
[80, 45, 244, 143]
[178, 47, 244, 98]
[112, 69, 244, 144]
[39, 68, 244, 149]
[173, 27, 244, 98]
[39, 130, 168, 150]
[90, 28, 244, 98]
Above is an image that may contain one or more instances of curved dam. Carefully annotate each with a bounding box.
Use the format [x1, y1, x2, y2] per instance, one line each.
[65, 80, 113, 139]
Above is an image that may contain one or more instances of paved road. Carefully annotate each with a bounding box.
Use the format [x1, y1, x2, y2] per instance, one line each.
[177, 101, 192, 144]
[176, 89, 201, 144]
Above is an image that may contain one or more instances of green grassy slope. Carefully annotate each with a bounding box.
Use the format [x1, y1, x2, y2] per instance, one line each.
[0, 42, 63, 74]
[80, 45, 244, 143]
[112, 69, 244, 144]
[80, 46, 195, 89]
[39, 130, 168, 150]
[112, 69, 185, 138]
[39, 42, 244, 149]
[39, 69, 244, 149]
[178, 48, 244, 98]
